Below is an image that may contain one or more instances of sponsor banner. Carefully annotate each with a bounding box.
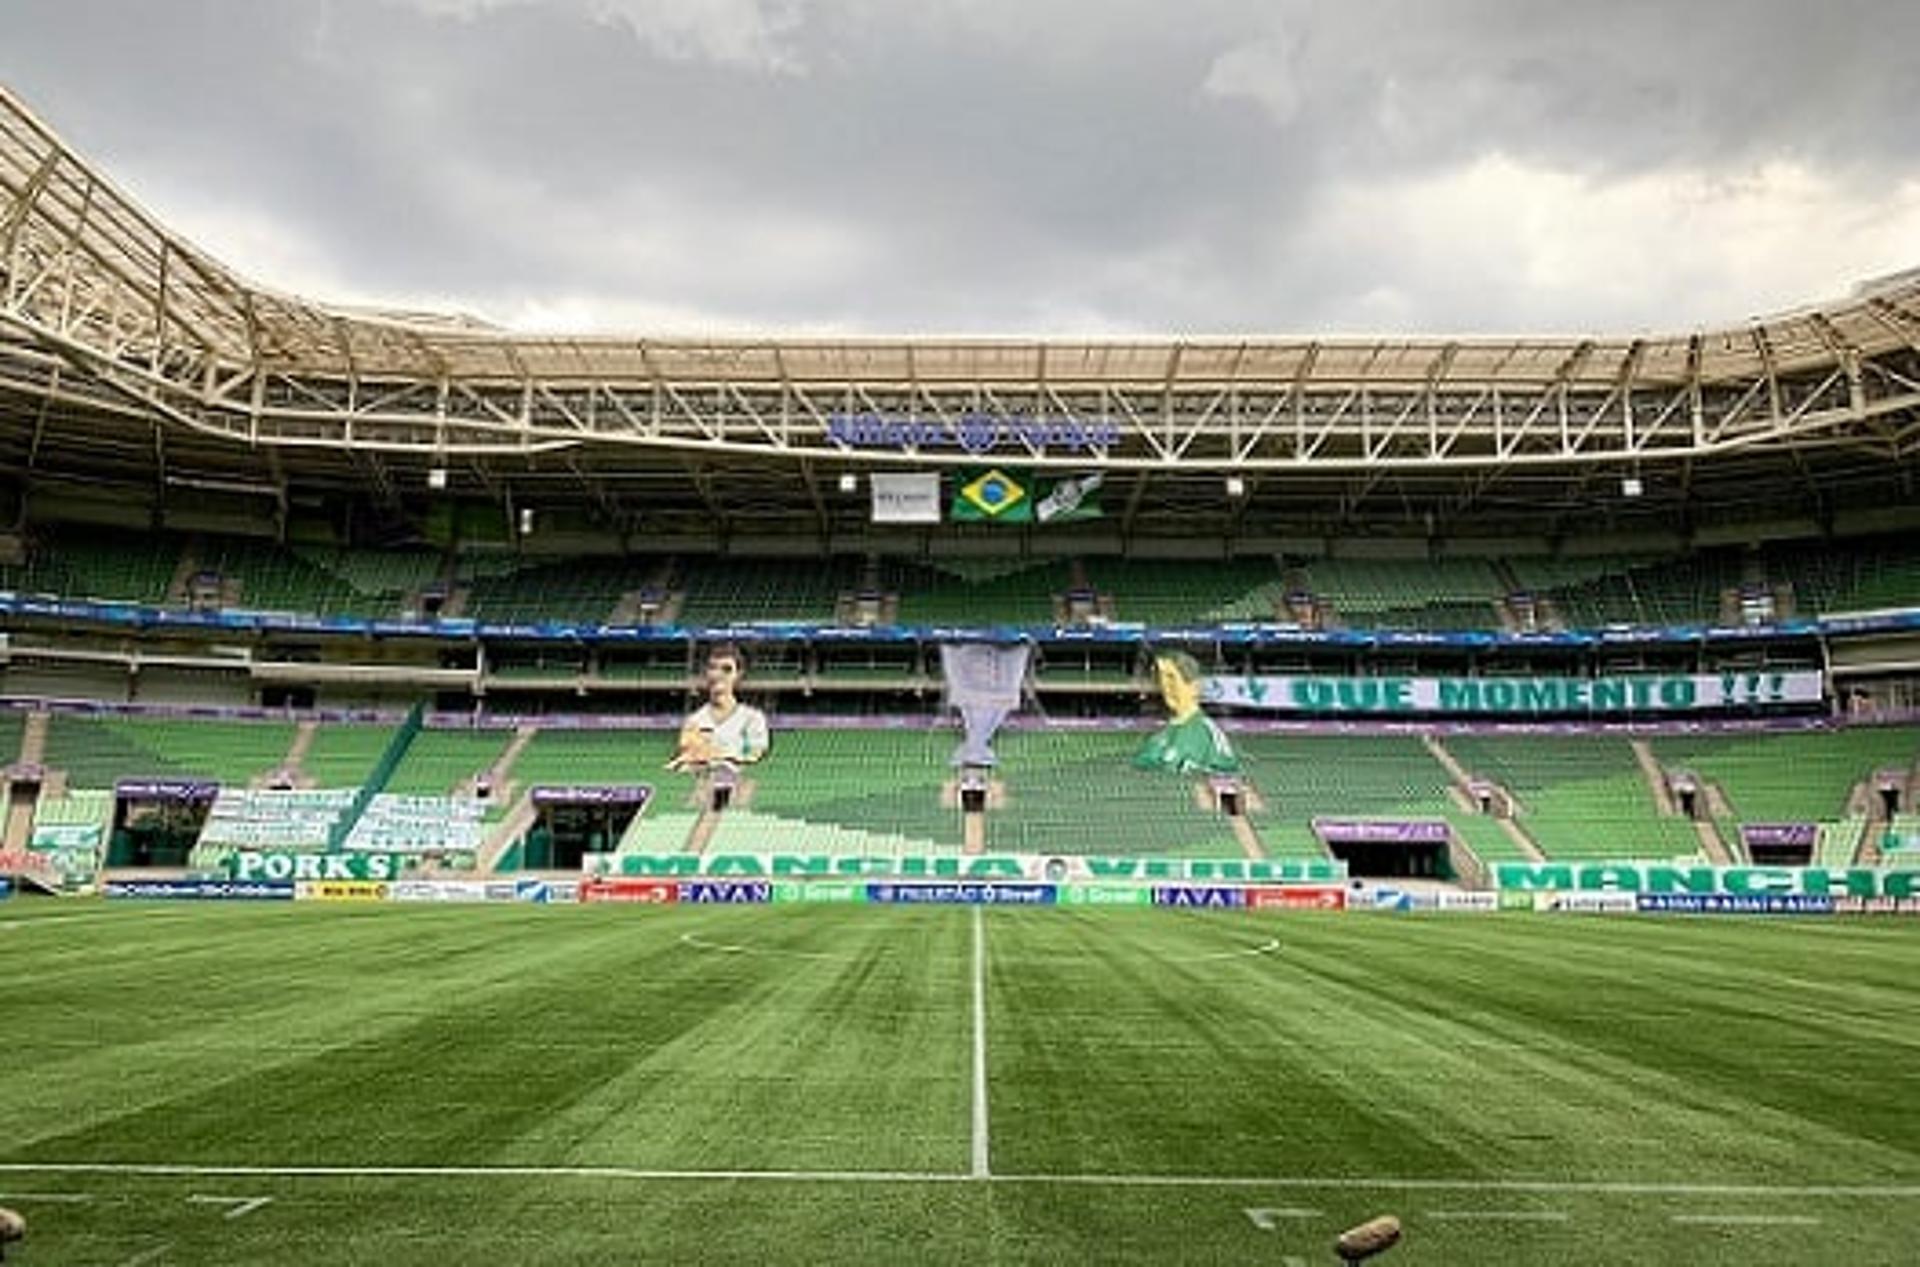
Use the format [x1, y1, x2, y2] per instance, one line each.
[679, 881, 773, 905]
[1365, 887, 1421, 912]
[870, 472, 942, 524]
[103, 879, 295, 901]
[1315, 819, 1449, 844]
[1534, 892, 1639, 913]
[296, 879, 391, 903]
[228, 852, 406, 882]
[772, 882, 869, 904]
[1494, 862, 1920, 899]
[115, 778, 220, 801]
[1204, 671, 1824, 715]
[597, 851, 1345, 884]
[1741, 823, 1818, 849]
[1834, 897, 1920, 915]
[826, 412, 1120, 456]
[512, 878, 581, 904]
[529, 785, 654, 808]
[580, 878, 678, 904]
[1153, 885, 1247, 909]
[1636, 894, 1834, 915]
[1056, 885, 1153, 907]
[1246, 885, 1348, 911]
[390, 880, 491, 903]
[1436, 891, 1501, 912]
[866, 883, 1057, 905]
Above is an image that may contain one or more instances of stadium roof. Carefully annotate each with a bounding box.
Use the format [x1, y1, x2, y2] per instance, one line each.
[2, 84, 1918, 539]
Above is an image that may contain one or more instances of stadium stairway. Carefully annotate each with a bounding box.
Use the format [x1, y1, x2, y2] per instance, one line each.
[478, 797, 540, 873]
[1422, 734, 1544, 863]
[19, 710, 47, 766]
[284, 721, 319, 776]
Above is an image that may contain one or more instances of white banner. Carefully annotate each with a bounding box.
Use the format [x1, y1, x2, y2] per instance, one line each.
[1203, 671, 1825, 715]
[870, 472, 942, 524]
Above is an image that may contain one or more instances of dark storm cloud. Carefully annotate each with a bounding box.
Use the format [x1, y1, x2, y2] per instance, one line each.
[4, 0, 1917, 335]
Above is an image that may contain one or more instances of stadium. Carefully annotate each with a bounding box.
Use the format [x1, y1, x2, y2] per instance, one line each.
[2, 52, 1919, 1267]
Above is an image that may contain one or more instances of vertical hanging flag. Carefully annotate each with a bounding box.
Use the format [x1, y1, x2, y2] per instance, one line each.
[952, 469, 1033, 522]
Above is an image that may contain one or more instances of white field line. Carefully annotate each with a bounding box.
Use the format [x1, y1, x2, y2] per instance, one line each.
[1670, 1213, 1823, 1227]
[0, 1191, 94, 1202]
[2, 1164, 1918, 1199]
[971, 904, 990, 1180]
[676, 932, 852, 961]
[187, 1194, 273, 1220]
[1244, 1207, 1321, 1229]
[1175, 937, 1279, 962]
[117, 1244, 170, 1267]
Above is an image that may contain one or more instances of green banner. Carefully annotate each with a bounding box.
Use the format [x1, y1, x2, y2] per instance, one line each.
[227, 852, 408, 882]
[592, 852, 1344, 883]
[1493, 861, 1920, 899]
[772, 882, 869, 904]
[1058, 885, 1153, 906]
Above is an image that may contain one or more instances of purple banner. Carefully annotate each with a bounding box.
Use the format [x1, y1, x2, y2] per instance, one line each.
[1313, 818, 1451, 844]
[530, 785, 655, 808]
[115, 778, 220, 801]
[1740, 822, 1818, 848]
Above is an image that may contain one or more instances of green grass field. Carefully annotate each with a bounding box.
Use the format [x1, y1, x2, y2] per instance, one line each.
[2, 901, 1917, 1264]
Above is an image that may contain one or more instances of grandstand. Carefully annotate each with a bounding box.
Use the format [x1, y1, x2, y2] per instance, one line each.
[1444, 734, 1701, 859]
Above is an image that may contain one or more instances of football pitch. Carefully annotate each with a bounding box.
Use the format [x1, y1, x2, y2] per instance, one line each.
[2, 902, 1916, 1265]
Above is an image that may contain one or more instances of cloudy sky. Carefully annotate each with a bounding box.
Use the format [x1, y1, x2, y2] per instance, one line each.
[5, 0, 1918, 337]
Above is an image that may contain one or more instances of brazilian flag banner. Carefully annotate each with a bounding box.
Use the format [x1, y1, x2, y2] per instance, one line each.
[953, 469, 1104, 524]
[952, 468, 1033, 522]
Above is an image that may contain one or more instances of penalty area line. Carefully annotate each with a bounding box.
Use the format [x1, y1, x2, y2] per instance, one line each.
[2, 1164, 1918, 1199]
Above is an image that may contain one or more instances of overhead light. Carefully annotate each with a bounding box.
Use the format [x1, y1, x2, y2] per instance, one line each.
[1621, 476, 1644, 498]
[838, 473, 858, 494]
[427, 467, 448, 490]
[518, 507, 535, 535]
[1225, 475, 1247, 498]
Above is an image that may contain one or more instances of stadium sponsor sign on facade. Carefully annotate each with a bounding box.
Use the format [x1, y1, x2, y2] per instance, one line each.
[1204, 671, 1823, 715]
[588, 852, 1345, 884]
[391, 880, 493, 903]
[1246, 885, 1348, 910]
[824, 412, 1121, 454]
[1530, 892, 1639, 913]
[1494, 862, 1920, 898]
[226, 851, 408, 882]
[868, 883, 1057, 905]
[296, 880, 391, 902]
[1635, 894, 1833, 914]
[1056, 885, 1153, 907]
[103, 879, 295, 900]
[772, 882, 869, 904]
[580, 878, 677, 904]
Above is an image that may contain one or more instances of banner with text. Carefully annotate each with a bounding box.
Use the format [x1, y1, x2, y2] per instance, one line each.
[1494, 862, 1920, 899]
[1203, 671, 1824, 715]
[589, 851, 1345, 885]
